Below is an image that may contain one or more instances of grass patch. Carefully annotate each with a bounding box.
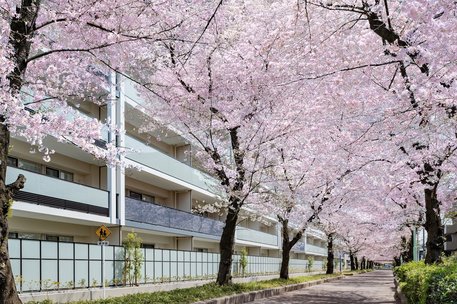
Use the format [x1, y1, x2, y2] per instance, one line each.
[28, 273, 341, 304]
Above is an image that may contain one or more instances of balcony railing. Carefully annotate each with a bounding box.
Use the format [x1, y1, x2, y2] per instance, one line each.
[125, 135, 218, 192]
[6, 167, 109, 216]
[305, 243, 328, 256]
[236, 227, 279, 247]
[125, 197, 224, 237]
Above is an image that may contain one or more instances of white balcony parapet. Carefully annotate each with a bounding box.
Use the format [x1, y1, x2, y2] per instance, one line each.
[305, 243, 328, 256]
[6, 167, 109, 215]
[236, 227, 279, 247]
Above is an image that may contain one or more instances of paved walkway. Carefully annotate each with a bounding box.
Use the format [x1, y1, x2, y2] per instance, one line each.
[250, 270, 397, 304]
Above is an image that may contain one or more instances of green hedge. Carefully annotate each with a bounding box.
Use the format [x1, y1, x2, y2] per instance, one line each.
[394, 257, 457, 304]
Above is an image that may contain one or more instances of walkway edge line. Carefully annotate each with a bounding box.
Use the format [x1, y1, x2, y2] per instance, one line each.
[194, 276, 344, 304]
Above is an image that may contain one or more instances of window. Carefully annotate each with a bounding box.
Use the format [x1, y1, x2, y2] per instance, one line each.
[18, 232, 42, 240]
[18, 159, 42, 173]
[142, 194, 155, 203]
[46, 235, 59, 242]
[46, 167, 74, 182]
[195, 248, 208, 253]
[7, 157, 18, 167]
[46, 167, 59, 178]
[129, 191, 142, 200]
[46, 235, 73, 242]
[59, 236, 74, 242]
[129, 190, 154, 202]
[142, 244, 155, 249]
[60, 170, 73, 182]
[8, 232, 73, 241]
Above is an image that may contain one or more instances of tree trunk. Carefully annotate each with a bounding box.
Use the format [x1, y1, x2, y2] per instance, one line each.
[326, 233, 334, 274]
[349, 251, 355, 271]
[355, 256, 359, 270]
[280, 245, 291, 280]
[216, 205, 238, 285]
[399, 235, 413, 263]
[277, 217, 303, 280]
[0, 122, 24, 304]
[279, 220, 291, 280]
[0, 1, 41, 302]
[393, 256, 401, 266]
[424, 187, 444, 264]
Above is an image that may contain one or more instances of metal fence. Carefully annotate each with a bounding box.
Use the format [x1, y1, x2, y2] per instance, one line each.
[10, 239, 319, 293]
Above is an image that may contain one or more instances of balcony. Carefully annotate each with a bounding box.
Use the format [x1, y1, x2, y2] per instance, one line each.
[445, 224, 457, 251]
[305, 243, 328, 256]
[235, 227, 279, 247]
[6, 167, 109, 216]
[292, 241, 306, 253]
[307, 228, 326, 239]
[125, 135, 218, 193]
[125, 197, 224, 237]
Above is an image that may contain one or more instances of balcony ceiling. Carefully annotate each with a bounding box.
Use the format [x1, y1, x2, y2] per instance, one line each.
[125, 160, 219, 203]
[12, 136, 106, 166]
[125, 165, 188, 191]
[125, 102, 189, 146]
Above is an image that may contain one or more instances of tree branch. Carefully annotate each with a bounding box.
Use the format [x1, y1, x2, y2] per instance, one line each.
[6, 174, 26, 198]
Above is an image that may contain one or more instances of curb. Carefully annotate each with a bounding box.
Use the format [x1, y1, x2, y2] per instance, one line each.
[393, 279, 408, 304]
[19, 272, 327, 303]
[195, 276, 344, 304]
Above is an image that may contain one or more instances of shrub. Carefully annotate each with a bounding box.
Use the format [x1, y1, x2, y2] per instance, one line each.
[394, 257, 457, 304]
[122, 232, 143, 286]
[307, 256, 314, 272]
[239, 248, 248, 277]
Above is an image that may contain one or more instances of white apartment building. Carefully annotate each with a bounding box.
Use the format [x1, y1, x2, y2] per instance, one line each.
[6, 74, 328, 291]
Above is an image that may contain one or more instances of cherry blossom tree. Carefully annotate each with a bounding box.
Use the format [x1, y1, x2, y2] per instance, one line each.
[136, 0, 316, 285]
[0, 0, 214, 301]
[300, 0, 457, 264]
[253, 137, 341, 279]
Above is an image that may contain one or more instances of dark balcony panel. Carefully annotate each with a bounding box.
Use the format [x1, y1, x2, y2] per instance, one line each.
[13, 191, 109, 216]
[125, 197, 224, 237]
[292, 242, 306, 252]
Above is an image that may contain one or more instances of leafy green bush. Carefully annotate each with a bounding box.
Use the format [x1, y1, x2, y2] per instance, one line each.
[394, 257, 457, 304]
[239, 248, 248, 276]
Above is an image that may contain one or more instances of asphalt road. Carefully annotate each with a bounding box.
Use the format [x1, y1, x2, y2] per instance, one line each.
[250, 270, 397, 304]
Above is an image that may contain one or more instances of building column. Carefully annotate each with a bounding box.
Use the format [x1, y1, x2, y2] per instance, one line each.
[176, 237, 193, 251]
[176, 190, 192, 212]
[108, 71, 117, 224]
[276, 222, 281, 249]
[116, 73, 126, 226]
